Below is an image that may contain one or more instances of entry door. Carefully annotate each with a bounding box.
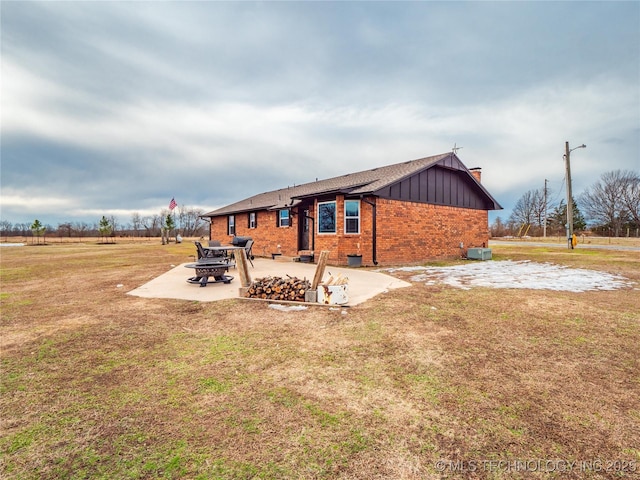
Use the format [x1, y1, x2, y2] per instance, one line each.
[298, 207, 310, 251]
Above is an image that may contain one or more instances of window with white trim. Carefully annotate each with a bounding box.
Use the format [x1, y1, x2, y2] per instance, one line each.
[227, 215, 235, 235]
[249, 212, 257, 229]
[344, 200, 360, 234]
[278, 209, 290, 227]
[318, 201, 336, 234]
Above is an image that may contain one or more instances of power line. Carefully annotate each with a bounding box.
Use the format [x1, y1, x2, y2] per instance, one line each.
[549, 176, 566, 206]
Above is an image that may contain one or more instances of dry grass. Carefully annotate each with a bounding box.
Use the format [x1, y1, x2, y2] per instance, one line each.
[1, 240, 638, 479]
[492, 235, 640, 247]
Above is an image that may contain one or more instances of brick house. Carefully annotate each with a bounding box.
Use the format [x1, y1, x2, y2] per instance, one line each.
[202, 152, 502, 266]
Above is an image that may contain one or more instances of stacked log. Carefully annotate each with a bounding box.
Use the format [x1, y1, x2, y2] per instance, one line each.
[245, 276, 310, 302]
[323, 273, 348, 286]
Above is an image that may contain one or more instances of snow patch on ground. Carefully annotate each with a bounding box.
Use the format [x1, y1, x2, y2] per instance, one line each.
[386, 260, 633, 292]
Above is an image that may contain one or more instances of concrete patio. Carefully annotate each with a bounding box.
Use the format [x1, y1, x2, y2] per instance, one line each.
[127, 257, 411, 306]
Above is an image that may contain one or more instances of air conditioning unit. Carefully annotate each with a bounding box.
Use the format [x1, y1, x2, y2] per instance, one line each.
[467, 248, 492, 260]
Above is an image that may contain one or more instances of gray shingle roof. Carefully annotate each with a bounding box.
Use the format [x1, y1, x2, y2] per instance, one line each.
[203, 152, 473, 216]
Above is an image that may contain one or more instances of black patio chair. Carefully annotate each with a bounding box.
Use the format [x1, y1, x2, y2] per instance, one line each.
[195, 241, 224, 261]
[243, 239, 255, 267]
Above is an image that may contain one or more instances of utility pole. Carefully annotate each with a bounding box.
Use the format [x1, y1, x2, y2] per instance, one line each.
[564, 141, 586, 249]
[565, 141, 574, 249]
[543, 179, 548, 238]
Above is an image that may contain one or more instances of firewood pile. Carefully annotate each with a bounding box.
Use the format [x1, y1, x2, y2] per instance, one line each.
[245, 275, 311, 302]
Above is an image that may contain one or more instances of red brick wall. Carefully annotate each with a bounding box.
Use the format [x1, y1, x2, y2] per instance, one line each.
[209, 196, 490, 266]
[374, 198, 489, 265]
[209, 210, 299, 258]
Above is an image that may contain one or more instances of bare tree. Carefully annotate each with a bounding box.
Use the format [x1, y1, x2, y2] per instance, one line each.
[508, 189, 546, 233]
[57, 223, 73, 237]
[178, 206, 206, 237]
[14, 223, 29, 237]
[580, 170, 632, 236]
[490, 216, 507, 237]
[531, 190, 547, 230]
[130, 212, 142, 237]
[0, 220, 12, 238]
[140, 216, 152, 236]
[72, 221, 90, 237]
[620, 170, 640, 227]
[141, 214, 163, 237]
[108, 215, 119, 237]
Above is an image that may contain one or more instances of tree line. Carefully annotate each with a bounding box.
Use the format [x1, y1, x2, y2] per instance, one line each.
[492, 169, 639, 237]
[0, 205, 210, 242]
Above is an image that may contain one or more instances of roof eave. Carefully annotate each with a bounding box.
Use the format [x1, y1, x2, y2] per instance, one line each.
[291, 183, 374, 201]
[202, 203, 278, 217]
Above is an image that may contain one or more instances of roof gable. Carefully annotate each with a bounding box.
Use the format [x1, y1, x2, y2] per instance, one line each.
[372, 154, 502, 210]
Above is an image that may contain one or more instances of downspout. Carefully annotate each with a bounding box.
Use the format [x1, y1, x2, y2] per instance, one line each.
[360, 197, 378, 265]
[198, 216, 212, 241]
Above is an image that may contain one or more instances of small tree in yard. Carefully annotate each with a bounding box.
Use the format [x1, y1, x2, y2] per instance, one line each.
[30, 219, 46, 245]
[98, 216, 114, 243]
[163, 214, 176, 244]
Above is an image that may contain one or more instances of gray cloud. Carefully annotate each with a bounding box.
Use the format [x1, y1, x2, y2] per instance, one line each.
[1, 1, 638, 227]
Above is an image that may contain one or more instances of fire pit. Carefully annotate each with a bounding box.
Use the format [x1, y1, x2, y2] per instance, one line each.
[185, 262, 234, 287]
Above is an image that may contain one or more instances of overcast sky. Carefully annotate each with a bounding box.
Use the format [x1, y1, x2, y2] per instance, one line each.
[2, 1, 639, 228]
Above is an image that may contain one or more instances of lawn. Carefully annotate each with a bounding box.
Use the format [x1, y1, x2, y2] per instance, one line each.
[1, 240, 638, 479]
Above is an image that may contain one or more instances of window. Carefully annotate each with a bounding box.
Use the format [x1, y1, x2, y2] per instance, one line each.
[344, 200, 360, 234]
[249, 212, 257, 229]
[318, 201, 336, 233]
[227, 215, 235, 235]
[278, 209, 290, 227]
